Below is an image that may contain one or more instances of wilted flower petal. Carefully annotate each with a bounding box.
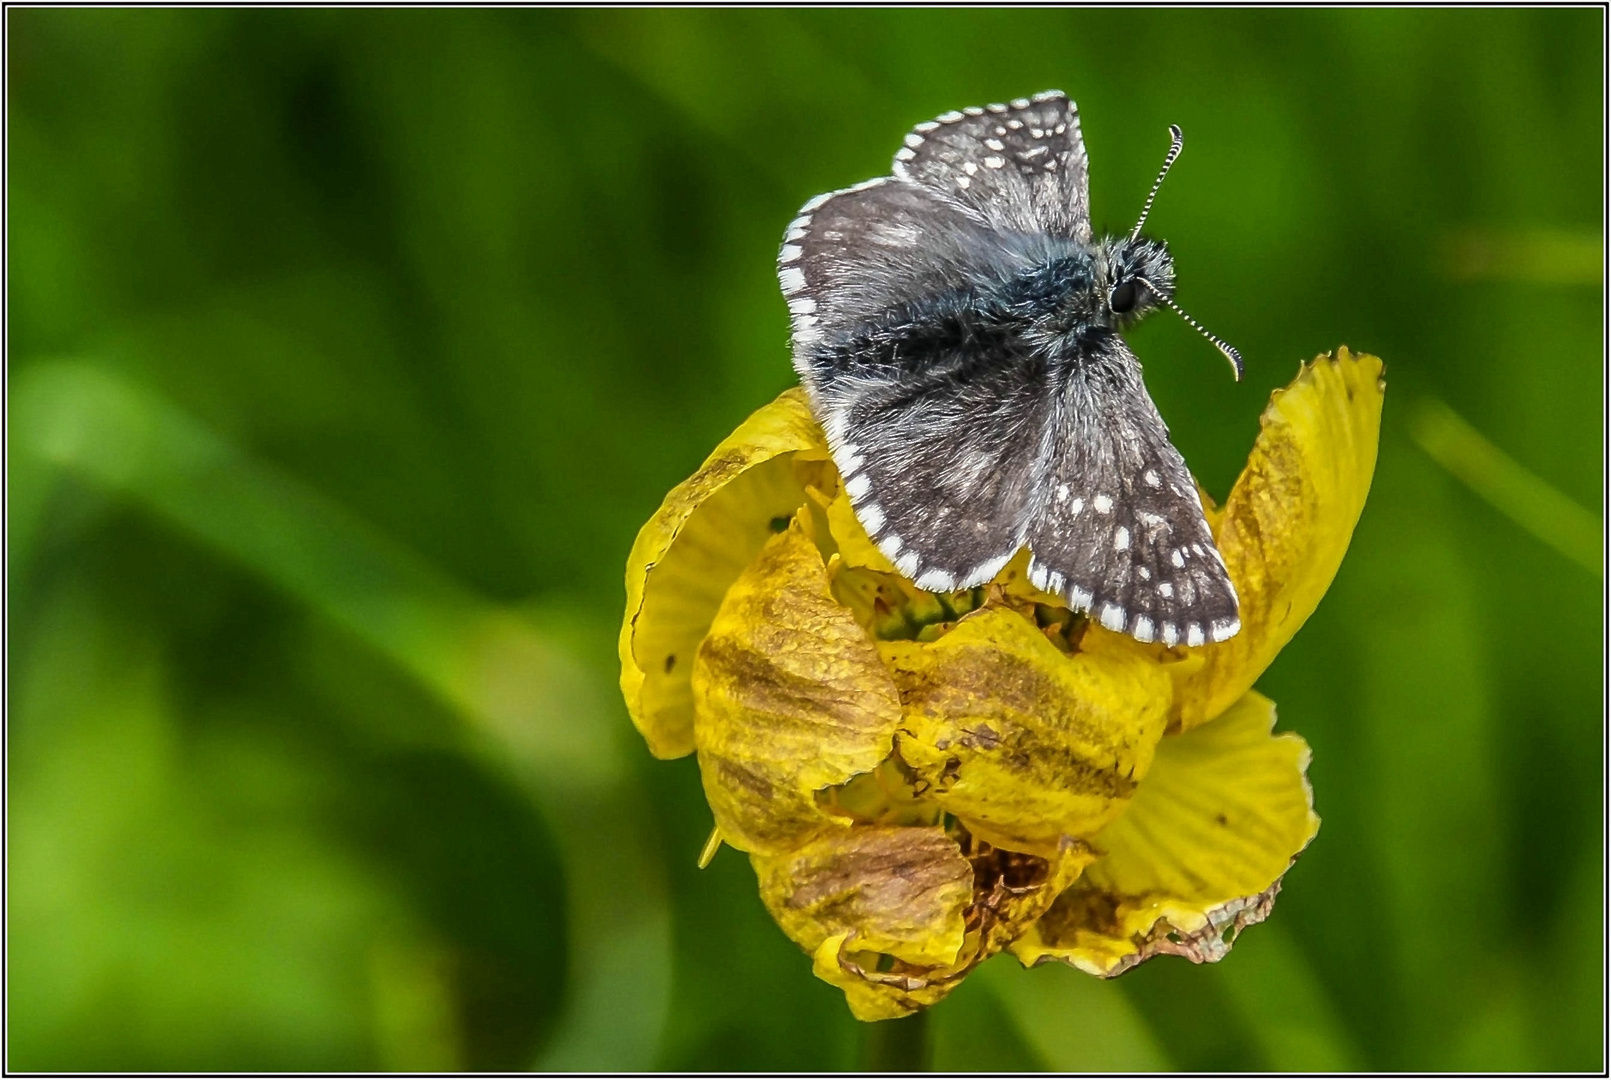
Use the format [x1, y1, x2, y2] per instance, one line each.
[621, 389, 830, 758]
[693, 519, 902, 855]
[755, 825, 974, 970]
[1011, 691, 1318, 976]
[622, 349, 1382, 1021]
[1174, 348, 1385, 729]
[881, 608, 1173, 858]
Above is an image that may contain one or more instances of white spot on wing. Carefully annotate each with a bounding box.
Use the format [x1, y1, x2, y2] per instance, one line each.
[1093, 494, 1112, 514]
[1114, 527, 1130, 551]
[1056, 484, 1069, 502]
[904, 133, 925, 149]
[956, 175, 971, 189]
[1158, 581, 1173, 598]
[896, 552, 920, 577]
[1186, 623, 1205, 647]
[859, 501, 885, 534]
[1210, 618, 1240, 642]
[844, 474, 871, 500]
[914, 120, 940, 133]
[985, 138, 1005, 151]
[1144, 469, 1161, 488]
[787, 296, 817, 316]
[1133, 615, 1155, 643]
[1138, 566, 1151, 581]
[1069, 585, 1094, 610]
[895, 147, 916, 162]
[968, 553, 1011, 584]
[983, 156, 1005, 169]
[962, 161, 978, 175]
[882, 534, 902, 556]
[1099, 603, 1126, 632]
[1070, 497, 1084, 515]
[779, 266, 806, 293]
[1161, 622, 1179, 646]
[916, 569, 955, 592]
[779, 244, 802, 263]
[1170, 549, 1185, 568]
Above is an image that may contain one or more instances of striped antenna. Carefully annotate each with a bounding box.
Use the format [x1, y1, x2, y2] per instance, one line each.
[1137, 277, 1244, 381]
[1131, 124, 1184, 239]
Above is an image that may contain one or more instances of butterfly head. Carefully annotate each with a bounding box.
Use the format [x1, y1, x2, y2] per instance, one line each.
[1098, 235, 1176, 331]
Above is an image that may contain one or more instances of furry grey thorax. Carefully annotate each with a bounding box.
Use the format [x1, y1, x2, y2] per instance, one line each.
[808, 232, 1176, 385]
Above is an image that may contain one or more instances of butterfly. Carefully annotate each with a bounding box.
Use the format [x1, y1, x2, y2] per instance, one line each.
[778, 91, 1245, 647]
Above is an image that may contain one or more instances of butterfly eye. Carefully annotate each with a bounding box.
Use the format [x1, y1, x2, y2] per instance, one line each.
[1109, 279, 1140, 314]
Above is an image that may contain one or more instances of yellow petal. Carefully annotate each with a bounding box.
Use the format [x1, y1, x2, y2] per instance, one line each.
[1011, 691, 1318, 976]
[811, 933, 965, 1022]
[883, 607, 1174, 858]
[824, 487, 897, 573]
[620, 388, 832, 758]
[692, 521, 903, 854]
[1175, 348, 1384, 729]
[753, 825, 974, 968]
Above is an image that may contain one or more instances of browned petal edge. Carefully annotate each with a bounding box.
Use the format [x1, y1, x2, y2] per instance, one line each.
[1092, 877, 1283, 979]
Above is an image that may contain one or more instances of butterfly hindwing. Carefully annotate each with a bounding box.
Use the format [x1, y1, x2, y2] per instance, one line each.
[1025, 333, 1240, 646]
[828, 336, 1055, 592]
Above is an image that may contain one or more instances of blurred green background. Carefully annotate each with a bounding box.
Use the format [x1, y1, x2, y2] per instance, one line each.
[8, 8, 1602, 1072]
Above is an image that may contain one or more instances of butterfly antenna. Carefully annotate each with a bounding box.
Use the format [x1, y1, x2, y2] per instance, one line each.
[1131, 124, 1184, 239]
[1136, 277, 1245, 381]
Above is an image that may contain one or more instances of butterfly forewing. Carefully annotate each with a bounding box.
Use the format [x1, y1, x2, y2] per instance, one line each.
[1026, 334, 1240, 645]
[894, 91, 1092, 242]
[780, 176, 1034, 355]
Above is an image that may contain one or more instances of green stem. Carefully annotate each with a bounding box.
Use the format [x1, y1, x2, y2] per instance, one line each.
[862, 1010, 931, 1072]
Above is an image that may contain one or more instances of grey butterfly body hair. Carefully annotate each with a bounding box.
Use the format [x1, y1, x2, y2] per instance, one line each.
[778, 91, 1242, 647]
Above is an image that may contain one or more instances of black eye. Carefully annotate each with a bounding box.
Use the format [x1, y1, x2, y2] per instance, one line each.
[1109, 279, 1139, 314]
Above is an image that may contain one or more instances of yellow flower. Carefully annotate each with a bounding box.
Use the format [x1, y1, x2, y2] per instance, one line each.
[620, 348, 1384, 1020]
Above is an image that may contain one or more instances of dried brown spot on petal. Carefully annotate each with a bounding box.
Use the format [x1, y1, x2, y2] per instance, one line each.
[882, 607, 1173, 857]
[692, 521, 903, 854]
[957, 830, 1097, 959]
[753, 825, 974, 969]
[1174, 348, 1384, 729]
[772, 823, 1092, 1021]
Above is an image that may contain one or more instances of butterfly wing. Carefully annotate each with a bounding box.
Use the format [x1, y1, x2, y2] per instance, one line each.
[775, 92, 1105, 598]
[779, 165, 1061, 592]
[821, 330, 1056, 593]
[894, 91, 1092, 242]
[1026, 332, 1241, 646]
